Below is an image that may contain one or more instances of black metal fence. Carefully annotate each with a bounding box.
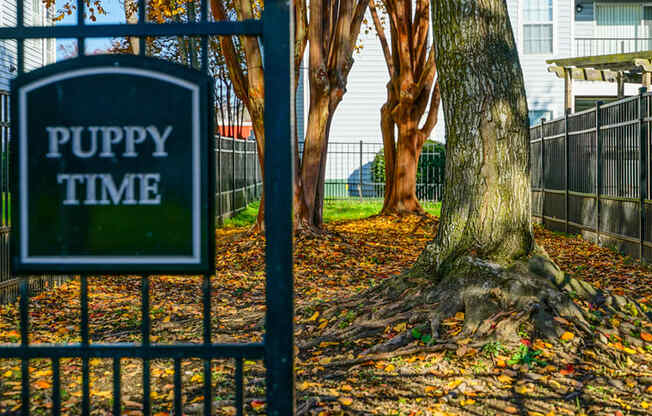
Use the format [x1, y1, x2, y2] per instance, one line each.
[215, 136, 262, 221]
[0, 90, 69, 305]
[530, 88, 652, 260]
[302, 141, 445, 203]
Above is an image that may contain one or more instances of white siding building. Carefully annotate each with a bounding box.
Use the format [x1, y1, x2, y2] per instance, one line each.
[0, 0, 56, 91]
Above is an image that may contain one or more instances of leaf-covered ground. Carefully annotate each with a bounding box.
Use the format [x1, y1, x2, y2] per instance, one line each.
[1, 215, 651, 415]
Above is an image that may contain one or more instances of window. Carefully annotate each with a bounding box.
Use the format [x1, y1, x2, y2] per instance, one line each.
[529, 110, 552, 126]
[523, 0, 553, 54]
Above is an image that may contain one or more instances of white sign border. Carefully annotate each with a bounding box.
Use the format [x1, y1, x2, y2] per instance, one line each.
[19, 67, 201, 265]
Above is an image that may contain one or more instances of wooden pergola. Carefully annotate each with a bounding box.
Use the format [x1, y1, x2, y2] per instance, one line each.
[547, 51, 652, 113]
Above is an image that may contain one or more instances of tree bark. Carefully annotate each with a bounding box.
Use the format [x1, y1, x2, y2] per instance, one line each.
[369, 0, 441, 215]
[415, 0, 534, 274]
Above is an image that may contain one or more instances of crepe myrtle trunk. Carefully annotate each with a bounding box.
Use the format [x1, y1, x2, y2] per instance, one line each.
[416, 0, 534, 274]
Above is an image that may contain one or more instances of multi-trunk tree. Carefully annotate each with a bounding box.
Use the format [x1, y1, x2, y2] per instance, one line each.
[368, 0, 441, 215]
[212, 0, 370, 231]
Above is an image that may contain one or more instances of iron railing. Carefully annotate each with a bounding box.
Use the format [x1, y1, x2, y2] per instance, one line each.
[300, 141, 446, 203]
[0, 0, 296, 412]
[215, 136, 263, 221]
[530, 87, 652, 261]
[575, 37, 652, 56]
[0, 90, 69, 305]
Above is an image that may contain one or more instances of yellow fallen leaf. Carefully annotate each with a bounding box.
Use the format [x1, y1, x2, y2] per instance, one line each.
[528, 412, 545, 416]
[623, 347, 637, 355]
[338, 397, 353, 406]
[455, 312, 465, 320]
[560, 332, 574, 341]
[393, 322, 406, 332]
[3, 370, 11, 377]
[447, 379, 462, 389]
[497, 375, 513, 384]
[340, 384, 353, 392]
[318, 357, 332, 365]
[384, 364, 396, 372]
[515, 385, 533, 394]
[307, 311, 319, 322]
[460, 399, 475, 406]
[496, 359, 506, 368]
[641, 401, 649, 409]
[318, 320, 328, 330]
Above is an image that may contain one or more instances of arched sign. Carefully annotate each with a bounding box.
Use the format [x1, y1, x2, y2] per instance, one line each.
[11, 55, 214, 273]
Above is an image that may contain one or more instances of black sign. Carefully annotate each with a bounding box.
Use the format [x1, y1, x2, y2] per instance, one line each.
[11, 55, 214, 273]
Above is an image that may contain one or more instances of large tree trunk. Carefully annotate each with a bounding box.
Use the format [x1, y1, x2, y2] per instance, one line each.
[416, 0, 533, 274]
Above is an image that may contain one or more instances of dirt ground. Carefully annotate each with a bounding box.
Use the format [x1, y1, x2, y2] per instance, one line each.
[1, 215, 651, 415]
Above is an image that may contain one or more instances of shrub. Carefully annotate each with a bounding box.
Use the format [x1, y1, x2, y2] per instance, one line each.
[371, 141, 446, 201]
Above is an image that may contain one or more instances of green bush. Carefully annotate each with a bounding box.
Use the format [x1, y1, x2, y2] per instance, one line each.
[371, 141, 446, 200]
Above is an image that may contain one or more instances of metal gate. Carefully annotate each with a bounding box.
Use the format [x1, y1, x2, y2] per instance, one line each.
[0, 0, 295, 414]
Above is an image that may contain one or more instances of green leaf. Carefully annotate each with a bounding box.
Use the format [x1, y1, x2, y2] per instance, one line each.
[411, 328, 422, 339]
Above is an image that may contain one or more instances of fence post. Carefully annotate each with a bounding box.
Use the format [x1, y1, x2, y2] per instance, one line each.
[640, 87, 648, 260]
[541, 118, 546, 224]
[596, 101, 602, 243]
[232, 138, 236, 217]
[359, 140, 363, 202]
[565, 109, 569, 234]
[244, 138, 248, 207]
[217, 134, 224, 224]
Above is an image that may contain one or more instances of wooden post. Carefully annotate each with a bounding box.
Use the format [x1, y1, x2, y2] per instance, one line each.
[645, 72, 652, 89]
[640, 87, 648, 260]
[565, 108, 569, 234]
[564, 68, 574, 114]
[596, 102, 602, 243]
[617, 72, 625, 99]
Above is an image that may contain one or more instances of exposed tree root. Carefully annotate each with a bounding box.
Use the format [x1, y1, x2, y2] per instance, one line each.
[311, 246, 651, 356]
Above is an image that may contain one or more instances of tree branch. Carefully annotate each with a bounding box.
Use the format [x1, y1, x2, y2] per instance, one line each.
[369, 0, 393, 76]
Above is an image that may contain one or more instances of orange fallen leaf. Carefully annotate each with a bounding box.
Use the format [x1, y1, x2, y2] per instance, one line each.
[338, 397, 353, 406]
[641, 332, 652, 342]
[560, 332, 574, 341]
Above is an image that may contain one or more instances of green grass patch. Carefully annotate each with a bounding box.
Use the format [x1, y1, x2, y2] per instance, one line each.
[221, 199, 441, 228]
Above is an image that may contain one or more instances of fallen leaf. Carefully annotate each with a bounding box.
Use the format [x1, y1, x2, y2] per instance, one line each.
[560, 332, 574, 341]
[338, 397, 353, 406]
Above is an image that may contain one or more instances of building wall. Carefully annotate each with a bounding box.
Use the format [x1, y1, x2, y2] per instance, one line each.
[0, 0, 55, 91]
[505, 0, 571, 121]
[572, 1, 646, 104]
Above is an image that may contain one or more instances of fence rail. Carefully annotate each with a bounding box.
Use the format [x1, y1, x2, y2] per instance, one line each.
[575, 37, 652, 56]
[315, 141, 445, 203]
[530, 88, 652, 261]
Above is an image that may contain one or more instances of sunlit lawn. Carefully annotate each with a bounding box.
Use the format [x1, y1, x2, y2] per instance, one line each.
[221, 199, 441, 228]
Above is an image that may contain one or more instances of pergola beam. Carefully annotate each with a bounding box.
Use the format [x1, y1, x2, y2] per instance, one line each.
[548, 66, 642, 84]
